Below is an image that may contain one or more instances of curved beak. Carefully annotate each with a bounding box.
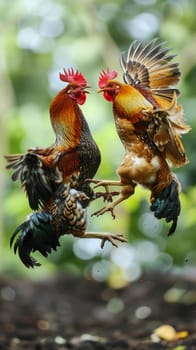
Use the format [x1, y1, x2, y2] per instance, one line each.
[97, 85, 114, 93]
[82, 85, 91, 94]
[97, 88, 104, 93]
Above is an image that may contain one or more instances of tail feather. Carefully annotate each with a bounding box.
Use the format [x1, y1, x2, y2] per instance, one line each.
[10, 212, 60, 268]
[10, 185, 88, 268]
[120, 39, 181, 103]
[150, 180, 181, 236]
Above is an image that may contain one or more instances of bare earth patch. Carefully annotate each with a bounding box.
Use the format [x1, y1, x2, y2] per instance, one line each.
[0, 272, 195, 349]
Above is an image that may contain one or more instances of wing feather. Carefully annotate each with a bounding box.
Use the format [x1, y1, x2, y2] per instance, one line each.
[5, 152, 62, 210]
[120, 39, 181, 103]
[146, 94, 191, 166]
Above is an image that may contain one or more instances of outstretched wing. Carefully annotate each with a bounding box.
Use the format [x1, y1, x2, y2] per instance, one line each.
[120, 39, 191, 165]
[145, 94, 191, 166]
[120, 39, 181, 107]
[5, 152, 62, 210]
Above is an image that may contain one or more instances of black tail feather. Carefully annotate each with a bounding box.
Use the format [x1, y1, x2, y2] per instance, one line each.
[10, 212, 60, 268]
[9, 184, 89, 268]
[150, 180, 181, 236]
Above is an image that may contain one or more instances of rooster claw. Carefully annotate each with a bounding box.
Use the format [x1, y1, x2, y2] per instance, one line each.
[95, 191, 113, 202]
[94, 191, 119, 203]
[87, 179, 112, 192]
[92, 205, 116, 219]
[100, 233, 127, 248]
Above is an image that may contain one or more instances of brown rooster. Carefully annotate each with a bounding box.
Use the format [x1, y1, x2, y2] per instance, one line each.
[90, 39, 191, 235]
[6, 68, 126, 267]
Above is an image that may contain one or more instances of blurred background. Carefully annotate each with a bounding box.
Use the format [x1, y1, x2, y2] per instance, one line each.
[1, 0, 196, 283]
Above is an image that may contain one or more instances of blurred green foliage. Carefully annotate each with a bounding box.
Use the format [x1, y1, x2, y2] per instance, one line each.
[1, 0, 196, 281]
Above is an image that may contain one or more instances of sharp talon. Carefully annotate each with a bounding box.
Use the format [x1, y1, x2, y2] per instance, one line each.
[101, 238, 107, 249]
[91, 209, 102, 217]
[111, 209, 115, 219]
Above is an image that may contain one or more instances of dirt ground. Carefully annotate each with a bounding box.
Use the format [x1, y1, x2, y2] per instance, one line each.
[0, 271, 195, 350]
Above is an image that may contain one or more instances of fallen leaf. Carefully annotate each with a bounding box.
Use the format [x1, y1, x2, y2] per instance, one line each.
[152, 324, 189, 342]
[176, 331, 189, 339]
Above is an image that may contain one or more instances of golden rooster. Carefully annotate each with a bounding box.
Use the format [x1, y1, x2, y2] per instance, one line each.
[91, 39, 191, 235]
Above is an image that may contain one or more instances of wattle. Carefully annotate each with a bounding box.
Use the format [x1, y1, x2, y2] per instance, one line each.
[103, 91, 114, 102]
[77, 92, 86, 105]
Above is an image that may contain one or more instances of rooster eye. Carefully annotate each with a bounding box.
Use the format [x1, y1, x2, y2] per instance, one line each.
[107, 83, 120, 90]
[67, 85, 78, 94]
[108, 83, 115, 88]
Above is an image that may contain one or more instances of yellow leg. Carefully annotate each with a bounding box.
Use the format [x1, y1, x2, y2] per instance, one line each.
[88, 179, 122, 189]
[87, 178, 122, 203]
[92, 183, 136, 218]
[80, 231, 127, 248]
[92, 195, 127, 218]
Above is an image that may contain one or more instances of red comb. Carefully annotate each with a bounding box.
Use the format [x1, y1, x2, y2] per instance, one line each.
[59, 68, 87, 86]
[98, 69, 118, 88]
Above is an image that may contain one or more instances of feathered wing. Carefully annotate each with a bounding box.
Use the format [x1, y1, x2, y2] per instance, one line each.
[120, 39, 181, 106]
[145, 93, 191, 166]
[120, 39, 191, 165]
[5, 152, 62, 210]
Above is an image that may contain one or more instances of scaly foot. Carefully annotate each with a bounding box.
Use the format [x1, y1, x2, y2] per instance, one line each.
[92, 202, 116, 218]
[81, 231, 127, 248]
[100, 233, 127, 248]
[86, 178, 121, 203]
